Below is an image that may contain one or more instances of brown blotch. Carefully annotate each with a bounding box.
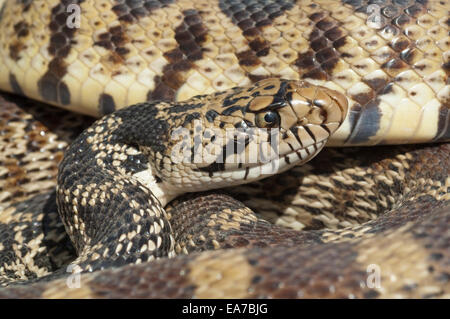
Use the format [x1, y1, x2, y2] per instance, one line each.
[38, 58, 71, 105]
[21, 0, 33, 13]
[390, 37, 411, 52]
[364, 77, 390, 93]
[295, 51, 316, 71]
[308, 12, 326, 22]
[400, 48, 417, 65]
[324, 27, 345, 41]
[442, 62, 450, 78]
[382, 58, 408, 71]
[316, 48, 338, 64]
[147, 76, 175, 101]
[316, 18, 336, 31]
[236, 50, 262, 67]
[249, 38, 270, 57]
[248, 74, 271, 83]
[9, 41, 24, 61]
[302, 68, 328, 81]
[94, 25, 130, 62]
[112, 0, 175, 23]
[13, 21, 29, 37]
[37, 1, 85, 105]
[147, 9, 208, 101]
[294, 14, 347, 81]
[219, 0, 295, 81]
[351, 91, 375, 106]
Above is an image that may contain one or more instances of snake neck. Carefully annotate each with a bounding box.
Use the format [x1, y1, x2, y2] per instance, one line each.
[132, 167, 181, 207]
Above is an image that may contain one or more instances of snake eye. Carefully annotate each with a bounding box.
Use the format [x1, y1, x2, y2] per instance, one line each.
[256, 111, 280, 128]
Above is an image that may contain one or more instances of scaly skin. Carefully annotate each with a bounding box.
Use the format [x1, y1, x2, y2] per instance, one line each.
[0, 0, 449, 298]
[0, 0, 448, 144]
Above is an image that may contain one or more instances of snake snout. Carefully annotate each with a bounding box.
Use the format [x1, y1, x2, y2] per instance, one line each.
[267, 81, 349, 165]
[284, 83, 348, 146]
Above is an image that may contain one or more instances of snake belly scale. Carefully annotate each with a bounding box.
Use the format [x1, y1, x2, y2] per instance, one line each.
[0, 0, 448, 298]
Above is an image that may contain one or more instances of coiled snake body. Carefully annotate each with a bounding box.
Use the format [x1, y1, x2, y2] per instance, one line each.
[0, 0, 449, 298]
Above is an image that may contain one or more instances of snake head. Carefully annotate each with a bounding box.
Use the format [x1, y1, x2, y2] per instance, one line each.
[243, 78, 349, 167]
[162, 78, 348, 192]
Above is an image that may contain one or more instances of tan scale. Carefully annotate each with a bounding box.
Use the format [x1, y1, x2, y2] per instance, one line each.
[0, 0, 447, 145]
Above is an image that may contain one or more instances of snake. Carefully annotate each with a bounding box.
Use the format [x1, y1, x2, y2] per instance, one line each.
[0, 0, 449, 298]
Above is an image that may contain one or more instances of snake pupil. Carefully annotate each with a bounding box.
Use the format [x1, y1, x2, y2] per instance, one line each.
[257, 111, 279, 128]
[264, 112, 277, 123]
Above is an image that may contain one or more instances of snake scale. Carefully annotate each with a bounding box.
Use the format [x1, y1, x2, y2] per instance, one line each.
[0, 0, 449, 298]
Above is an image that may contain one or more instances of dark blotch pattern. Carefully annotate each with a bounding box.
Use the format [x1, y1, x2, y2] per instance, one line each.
[0, 191, 75, 286]
[98, 94, 117, 115]
[434, 105, 450, 141]
[112, 0, 175, 23]
[37, 0, 85, 105]
[148, 9, 208, 101]
[219, 0, 295, 78]
[341, 0, 433, 144]
[94, 25, 130, 63]
[294, 13, 347, 81]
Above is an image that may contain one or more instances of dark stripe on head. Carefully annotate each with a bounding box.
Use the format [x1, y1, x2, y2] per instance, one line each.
[99, 94, 116, 115]
[182, 112, 201, 126]
[9, 73, 23, 95]
[222, 105, 243, 116]
[37, 1, 85, 105]
[290, 128, 304, 148]
[148, 9, 208, 101]
[197, 133, 251, 175]
[304, 126, 317, 143]
[223, 94, 250, 107]
[205, 110, 219, 122]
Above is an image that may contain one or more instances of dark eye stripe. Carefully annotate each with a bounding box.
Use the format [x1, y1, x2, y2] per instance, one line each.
[222, 105, 243, 115]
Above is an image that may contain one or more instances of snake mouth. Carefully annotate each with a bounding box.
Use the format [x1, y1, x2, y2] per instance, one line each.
[190, 130, 329, 190]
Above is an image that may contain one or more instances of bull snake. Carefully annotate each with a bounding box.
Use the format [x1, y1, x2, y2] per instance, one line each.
[0, 0, 449, 298]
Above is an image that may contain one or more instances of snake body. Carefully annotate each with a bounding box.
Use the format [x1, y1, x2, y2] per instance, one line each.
[0, 0, 449, 298]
